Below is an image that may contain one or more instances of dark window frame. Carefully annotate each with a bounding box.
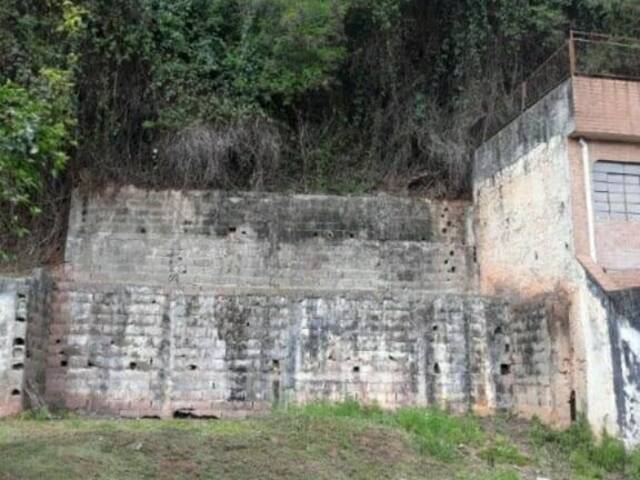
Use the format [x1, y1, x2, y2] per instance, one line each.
[592, 160, 640, 221]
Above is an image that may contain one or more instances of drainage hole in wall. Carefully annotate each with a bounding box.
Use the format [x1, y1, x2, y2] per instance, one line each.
[444, 259, 449, 265]
[432, 325, 439, 332]
[55, 339, 61, 344]
[87, 360, 95, 368]
[189, 364, 198, 371]
[494, 326, 503, 335]
[447, 221, 452, 227]
[570, 390, 577, 422]
[228, 227, 237, 233]
[450, 250, 455, 257]
[17, 293, 26, 299]
[442, 228, 448, 234]
[129, 362, 138, 370]
[246, 322, 250, 327]
[500, 364, 511, 375]
[272, 359, 280, 370]
[139, 227, 147, 234]
[241, 230, 247, 235]
[450, 266, 456, 273]
[13, 338, 25, 346]
[353, 366, 360, 373]
[389, 355, 397, 361]
[349, 233, 355, 239]
[60, 360, 68, 367]
[12, 363, 24, 370]
[433, 363, 440, 374]
[16, 317, 25, 323]
[11, 389, 20, 396]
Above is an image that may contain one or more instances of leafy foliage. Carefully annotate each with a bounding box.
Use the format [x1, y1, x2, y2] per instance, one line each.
[0, 75, 73, 254]
[2, 0, 640, 260]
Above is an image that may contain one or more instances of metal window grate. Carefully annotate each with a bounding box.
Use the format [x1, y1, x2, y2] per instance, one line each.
[593, 161, 640, 221]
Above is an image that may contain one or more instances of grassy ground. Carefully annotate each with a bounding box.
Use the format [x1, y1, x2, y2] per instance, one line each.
[1, 403, 639, 480]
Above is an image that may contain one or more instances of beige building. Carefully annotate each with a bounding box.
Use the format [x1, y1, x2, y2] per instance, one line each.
[473, 31, 640, 445]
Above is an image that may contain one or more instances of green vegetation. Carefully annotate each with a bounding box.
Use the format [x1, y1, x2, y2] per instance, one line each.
[1, 402, 639, 479]
[2, 1, 640, 262]
[530, 415, 640, 479]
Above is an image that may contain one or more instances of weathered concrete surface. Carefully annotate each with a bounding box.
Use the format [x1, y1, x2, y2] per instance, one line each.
[0, 188, 571, 421]
[0, 277, 28, 416]
[65, 188, 476, 293]
[45, 283, 514, 418]
[472, 77, 640, 444]
[43, 188, 499, 417]
[597, 286, 640, 446]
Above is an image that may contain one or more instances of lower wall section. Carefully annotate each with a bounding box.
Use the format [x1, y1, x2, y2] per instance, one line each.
[43, 282, 516, 418]
[0, 277, 28, 416]
[510, 295, 574, 427]
[1, 273, 577, 427]
[603, 287, 640, 446]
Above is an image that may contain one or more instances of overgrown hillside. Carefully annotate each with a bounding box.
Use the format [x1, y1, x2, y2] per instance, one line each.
[1, 0, 640, 264]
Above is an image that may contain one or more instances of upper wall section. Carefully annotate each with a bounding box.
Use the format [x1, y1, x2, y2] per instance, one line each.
[473, 80, 578, 297]
[474, 80, 575, 183]
[573, 77, 640, 142]
[65, 187, 475, 292]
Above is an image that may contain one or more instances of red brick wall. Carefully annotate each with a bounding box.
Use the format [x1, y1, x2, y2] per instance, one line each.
[573, 77, 640, 142]
[568, 138, 640, 288]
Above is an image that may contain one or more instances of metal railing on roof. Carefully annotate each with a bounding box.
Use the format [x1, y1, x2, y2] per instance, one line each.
[472, 31, 640, 145]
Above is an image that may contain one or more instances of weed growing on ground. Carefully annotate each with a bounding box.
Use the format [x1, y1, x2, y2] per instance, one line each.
[291, 400, 485, 462]
[531, 415, 639, 478]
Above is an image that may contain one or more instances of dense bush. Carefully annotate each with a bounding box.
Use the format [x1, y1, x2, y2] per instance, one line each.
[2, 0, 640, 261]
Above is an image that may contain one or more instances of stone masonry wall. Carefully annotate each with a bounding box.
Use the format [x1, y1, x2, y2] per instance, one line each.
[0, 277, 29, 416]
[0, 188, 573, 425]
[65, 188, 475, 292]
[43, 188, 494, 417]
[45, 283, 512, 418]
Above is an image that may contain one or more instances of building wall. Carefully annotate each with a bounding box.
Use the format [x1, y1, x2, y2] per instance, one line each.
[567, 139, 640, 288]
[473, 80, 577, 297]
[573, 77, 640, 142]
[472, 79, 621, 435]
[584, 282, 640, 447]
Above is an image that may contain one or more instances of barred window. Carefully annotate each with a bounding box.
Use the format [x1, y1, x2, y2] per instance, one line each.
[593, 161, 640, 221]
